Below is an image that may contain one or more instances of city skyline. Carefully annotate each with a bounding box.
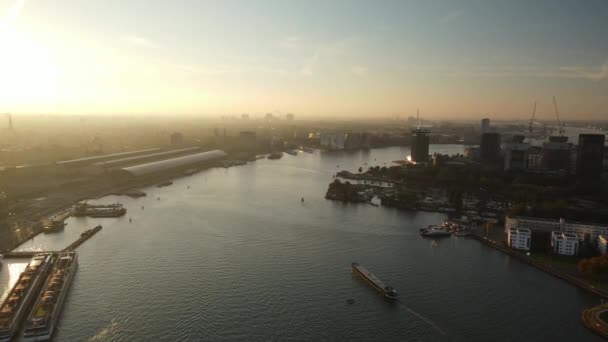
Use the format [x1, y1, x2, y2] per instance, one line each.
[1, 0, 607, 119]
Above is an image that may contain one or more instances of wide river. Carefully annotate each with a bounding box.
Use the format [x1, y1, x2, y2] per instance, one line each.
[0, 145, 602, 341]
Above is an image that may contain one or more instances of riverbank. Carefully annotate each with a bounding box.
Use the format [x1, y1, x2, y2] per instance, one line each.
[0, 162, 227, 253]
[470, 231, 608, 299]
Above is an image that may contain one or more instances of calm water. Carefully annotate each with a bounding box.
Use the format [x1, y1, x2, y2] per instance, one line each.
[1, 145, 602, 341]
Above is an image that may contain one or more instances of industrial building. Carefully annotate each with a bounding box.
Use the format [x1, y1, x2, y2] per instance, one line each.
[507, 227, 531, 251]
[551, 231, 579, 256]
[118, 150, 227, 177]
[577, 134, 606, 182]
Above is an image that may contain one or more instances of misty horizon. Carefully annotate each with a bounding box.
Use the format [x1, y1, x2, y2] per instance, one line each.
[1, 0, 607, 120]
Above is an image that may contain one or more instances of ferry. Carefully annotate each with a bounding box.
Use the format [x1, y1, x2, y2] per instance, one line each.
[23, 252, 77, 342]
[351, 263, 398, 300]
[419, 225, 452, 238]
[0, 254, 53, 342]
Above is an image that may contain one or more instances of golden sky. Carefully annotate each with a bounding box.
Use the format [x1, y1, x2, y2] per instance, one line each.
[1, 0, 607, 119]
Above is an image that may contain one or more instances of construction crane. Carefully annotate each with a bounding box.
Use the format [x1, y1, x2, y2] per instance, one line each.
[552, 96, 565, 136]
[528, 101, 536, 134]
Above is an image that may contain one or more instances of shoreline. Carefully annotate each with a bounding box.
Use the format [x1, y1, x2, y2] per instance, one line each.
[469, 232, 608, 299]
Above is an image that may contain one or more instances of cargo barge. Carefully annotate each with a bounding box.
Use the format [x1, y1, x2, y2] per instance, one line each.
[23, 252, 78, 342]
[73, 203, 126, 218]
[0, 254, 53, 342]
[351, 262, 398, 299]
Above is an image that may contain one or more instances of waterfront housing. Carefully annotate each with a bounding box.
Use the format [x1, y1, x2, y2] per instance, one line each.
[551, 231, 579, 256]
[507, 227, 531, 251]
[506, 216, 608, 242]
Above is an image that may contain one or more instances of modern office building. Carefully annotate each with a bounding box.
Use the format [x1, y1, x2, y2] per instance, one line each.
[551, 231, 579, 256]
[542, 136, 571, 173]
[481, 118, 490, 132]
[504, 135, 529, 170]
[507, 227, 531, 251]
[480, 132, 501, 163]
[320, 132, 346, 150]
[411, 126, 431, 163]
[577, 134, 606, 181]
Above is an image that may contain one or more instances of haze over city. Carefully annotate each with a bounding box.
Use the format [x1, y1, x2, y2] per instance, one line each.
[2, 2, 608, 341]
[1, 0, 607, 119]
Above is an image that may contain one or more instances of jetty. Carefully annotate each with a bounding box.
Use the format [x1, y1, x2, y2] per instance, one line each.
[63, 225, 102, 251]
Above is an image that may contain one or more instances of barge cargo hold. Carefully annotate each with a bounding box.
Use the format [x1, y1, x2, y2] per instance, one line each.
[23, 252, 78, 342]
[0, 254, 53, 342]
[351, 263, 398, 299]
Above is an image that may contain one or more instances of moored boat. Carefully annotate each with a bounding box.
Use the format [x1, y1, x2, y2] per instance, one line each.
[420, 225, 452, 237]
[23, 252, 78, 342]
[0, 254, 53, 342]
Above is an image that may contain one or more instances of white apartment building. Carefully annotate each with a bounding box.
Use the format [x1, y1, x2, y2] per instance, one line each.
[508, 227, 531, 251]
[505, 216, 608, 242]
[551, 231, 579, 256]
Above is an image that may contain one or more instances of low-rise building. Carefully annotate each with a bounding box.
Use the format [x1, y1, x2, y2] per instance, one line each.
[551, 231, 579, 256]
[506, 216, 608, 242]
[508, 227, 531, 251]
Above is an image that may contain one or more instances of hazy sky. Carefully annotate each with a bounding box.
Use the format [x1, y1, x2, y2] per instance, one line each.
[1, 0, 607, 119]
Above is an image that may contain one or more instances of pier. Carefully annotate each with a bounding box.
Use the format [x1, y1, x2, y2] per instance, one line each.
[2, 225, 102, 258]
[63, 225, 102, 252]
[2, 251, 60, 258]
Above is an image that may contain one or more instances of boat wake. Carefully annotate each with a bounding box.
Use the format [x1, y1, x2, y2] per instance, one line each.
[397, 300, 447, 336]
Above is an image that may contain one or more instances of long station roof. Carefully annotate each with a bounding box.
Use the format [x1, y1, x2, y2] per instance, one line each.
[120, 150, 227, 177]
[56, 148, 161, 166]
[94, 147, 200, 167]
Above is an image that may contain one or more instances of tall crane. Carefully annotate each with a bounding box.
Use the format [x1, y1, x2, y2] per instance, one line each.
[528, 101, 536, 133]
[552, 96, 565, 136]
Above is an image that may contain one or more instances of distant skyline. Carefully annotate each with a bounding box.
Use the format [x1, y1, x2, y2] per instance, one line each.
[1, 0, 607, 119]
